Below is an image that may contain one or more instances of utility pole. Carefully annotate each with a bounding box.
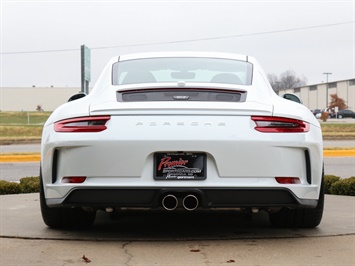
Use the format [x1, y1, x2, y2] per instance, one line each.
[323, 72, 332, 107]
[81, 45, 91, 94]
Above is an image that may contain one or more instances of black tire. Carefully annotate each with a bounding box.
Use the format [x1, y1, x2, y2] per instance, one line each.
[338, 114, 343, 119]
[270, 172, 324, 228]
[40, 170, 96, 228]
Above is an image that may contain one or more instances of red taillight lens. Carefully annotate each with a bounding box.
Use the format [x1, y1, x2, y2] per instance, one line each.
[275, 177, 301, 184]
[251, 116, 309, 133]
[61, 176, 86, 183]
[54, 116, 110, 132]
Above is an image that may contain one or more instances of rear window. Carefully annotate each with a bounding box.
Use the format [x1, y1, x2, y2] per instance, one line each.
[112, 57, 253, 86]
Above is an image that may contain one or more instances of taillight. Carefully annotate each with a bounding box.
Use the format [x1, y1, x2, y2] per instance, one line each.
[62, 176, 86, 183]
[54, 116, 110, 132]
[275, 177, 301, 184]
[251, 116, 309, 133]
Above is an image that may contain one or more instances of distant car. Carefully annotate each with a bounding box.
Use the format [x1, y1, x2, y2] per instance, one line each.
[312, 109, 322, 117]
[40, 52, 324, 229]
[334, 109, 355, 119]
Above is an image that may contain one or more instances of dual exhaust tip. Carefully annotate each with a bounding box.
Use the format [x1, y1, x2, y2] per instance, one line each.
[162, 194, 199, 211]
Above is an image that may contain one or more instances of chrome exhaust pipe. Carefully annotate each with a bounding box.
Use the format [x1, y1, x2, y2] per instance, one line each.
[182, 194, 199, 211]
[162, 194, 178, 211]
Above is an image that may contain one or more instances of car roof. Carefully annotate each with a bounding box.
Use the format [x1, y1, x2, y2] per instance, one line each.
[118, 51, 249, 62]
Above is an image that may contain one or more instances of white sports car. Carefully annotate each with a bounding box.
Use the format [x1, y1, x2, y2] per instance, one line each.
[40, 52, 324, 228]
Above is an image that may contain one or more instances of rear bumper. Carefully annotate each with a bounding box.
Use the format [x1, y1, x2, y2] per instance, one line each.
[46, 187, 318, 209]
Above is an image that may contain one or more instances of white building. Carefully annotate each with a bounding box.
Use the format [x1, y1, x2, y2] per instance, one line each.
[0, 87, 81, 111]
[278, 78, 355, 111]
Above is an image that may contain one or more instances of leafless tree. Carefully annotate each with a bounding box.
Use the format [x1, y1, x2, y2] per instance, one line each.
[268, 70, 307, 92]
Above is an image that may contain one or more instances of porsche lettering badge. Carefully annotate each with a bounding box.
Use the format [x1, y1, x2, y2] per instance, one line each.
[136, 122, 226, 126]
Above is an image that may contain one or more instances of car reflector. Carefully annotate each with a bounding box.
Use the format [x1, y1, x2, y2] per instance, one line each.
[251, 116, 310, 133]
[275, 177, 301, 184]
[62, 176, 87, 183]
[54, 116, 110, 132]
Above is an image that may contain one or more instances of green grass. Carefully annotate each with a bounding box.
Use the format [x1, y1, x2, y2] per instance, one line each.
[0, 125, 43, 138]
[0, 111, 51, 125]
[0, 112, 50, 143]
[321, 124, 355, 133]
[321, 124, 355, 139]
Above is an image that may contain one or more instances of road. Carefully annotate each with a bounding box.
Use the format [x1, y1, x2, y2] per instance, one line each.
[0, 141, 354, 181]
[324, 156, 355, 178]
[0, 143, 40, 153]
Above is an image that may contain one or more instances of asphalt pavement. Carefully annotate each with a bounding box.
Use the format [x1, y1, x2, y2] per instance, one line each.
[0, 143, 41, 153]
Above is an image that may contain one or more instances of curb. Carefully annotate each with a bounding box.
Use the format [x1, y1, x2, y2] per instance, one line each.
[0, 150, 354, 163]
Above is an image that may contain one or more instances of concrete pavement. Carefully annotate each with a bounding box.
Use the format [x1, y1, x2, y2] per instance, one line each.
[0, 193, 354, 240]
[0, 235, 353, 265]
[0, 193, 354, 265]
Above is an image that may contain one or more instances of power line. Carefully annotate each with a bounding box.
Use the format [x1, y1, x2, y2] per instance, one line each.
[0, 48, 78, 55]
[92, 21, 354, 50]
[1, 21, 353, 55]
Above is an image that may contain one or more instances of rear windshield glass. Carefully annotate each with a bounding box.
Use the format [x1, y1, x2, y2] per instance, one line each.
[112, 57, 253, 86]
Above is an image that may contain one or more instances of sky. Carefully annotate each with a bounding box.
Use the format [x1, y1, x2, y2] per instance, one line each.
[1, 0, 354, 88]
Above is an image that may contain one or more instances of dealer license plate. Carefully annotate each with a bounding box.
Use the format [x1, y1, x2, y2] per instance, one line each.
[154, 152, 206, 180]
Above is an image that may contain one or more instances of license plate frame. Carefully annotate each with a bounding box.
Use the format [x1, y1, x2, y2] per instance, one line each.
[154, 152, 207, 180]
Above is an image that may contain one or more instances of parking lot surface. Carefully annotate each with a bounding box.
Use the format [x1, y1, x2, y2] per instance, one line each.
[0, 193, 354, 265]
